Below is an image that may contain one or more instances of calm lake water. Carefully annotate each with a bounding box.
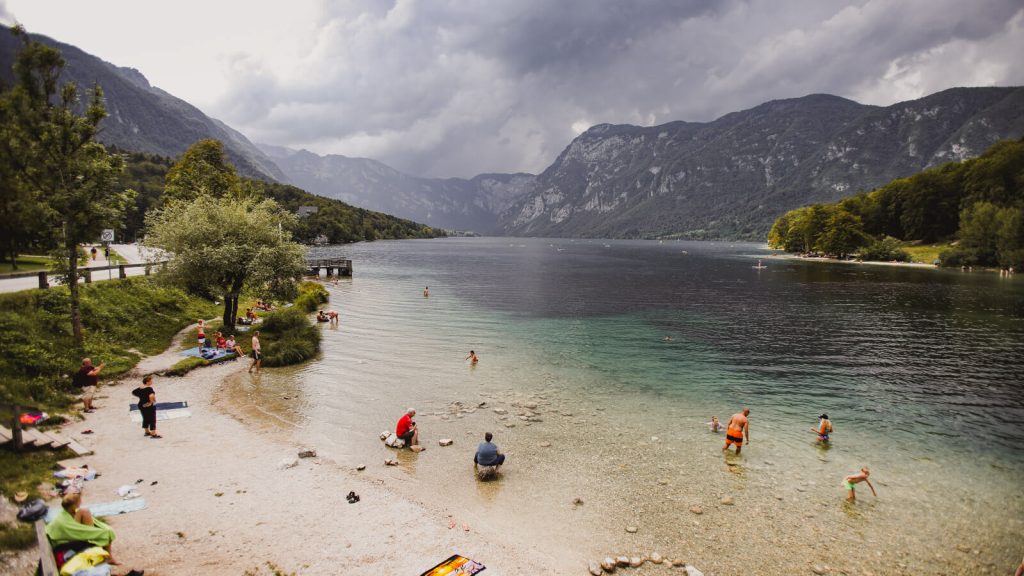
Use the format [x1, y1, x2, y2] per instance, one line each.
[234, 238, 1024, 575]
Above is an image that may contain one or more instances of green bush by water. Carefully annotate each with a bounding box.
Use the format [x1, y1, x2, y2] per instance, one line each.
[294, 281, 329, 312]
[260, 307, 321, 367]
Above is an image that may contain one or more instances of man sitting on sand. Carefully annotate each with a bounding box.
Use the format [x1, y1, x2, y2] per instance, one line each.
[843, 467, 877, 502]
[722, 408, 750, 454]
[474, 432, 505, 469]
[46, 492, 119, 565]
[396, 408, 424, 451]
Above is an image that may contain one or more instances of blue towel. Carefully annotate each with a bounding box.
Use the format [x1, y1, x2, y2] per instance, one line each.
[129, 401, 188, 412]
[45, 498, 146, 522]
[178, 347, 234, 360]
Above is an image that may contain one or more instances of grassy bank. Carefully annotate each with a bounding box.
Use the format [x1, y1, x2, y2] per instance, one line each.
[0, 255, 51, 274]
[0, 277, 219, 410]
[902, 243, 952, 265]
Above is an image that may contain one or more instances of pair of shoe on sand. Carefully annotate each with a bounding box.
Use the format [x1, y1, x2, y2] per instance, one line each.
[346, 491, 360, 504]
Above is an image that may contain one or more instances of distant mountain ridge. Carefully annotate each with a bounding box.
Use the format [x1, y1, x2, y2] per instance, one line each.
[0, 29, 285, 181]
[499, 87, 1024, 239]
[259, 144, 535, 233]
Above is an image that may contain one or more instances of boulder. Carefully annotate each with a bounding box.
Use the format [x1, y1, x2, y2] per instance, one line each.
[476, 466, 499, 481]
[383, 433, 406, 448]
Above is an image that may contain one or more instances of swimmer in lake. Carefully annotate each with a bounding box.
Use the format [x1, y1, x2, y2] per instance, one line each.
[843, 467, 877, 502]
[466, 350, 478, 364]
[707, 416, 724, 433]
[424, 286, 429, 297]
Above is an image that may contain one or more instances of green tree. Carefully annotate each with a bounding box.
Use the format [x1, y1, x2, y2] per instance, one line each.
[2, 27, 133, 344]
[144, 196, 306, 329]
[995, 205, 1024, 268]
[164, 139, 244, 201]
[818, 208, 866, 258]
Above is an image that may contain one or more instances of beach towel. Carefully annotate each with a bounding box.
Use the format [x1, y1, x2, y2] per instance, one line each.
[178, 347, 235, 360]
[46, 509, 116, 547]
[128, 401, 191, 423]
[129, 401, 188, 412]
[84, 498, 147, 518]
[421, 555, 486, 576]
[59, 547, 109, 576]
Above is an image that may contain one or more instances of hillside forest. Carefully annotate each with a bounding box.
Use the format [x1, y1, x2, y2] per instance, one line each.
[768, 137, 1024, 268]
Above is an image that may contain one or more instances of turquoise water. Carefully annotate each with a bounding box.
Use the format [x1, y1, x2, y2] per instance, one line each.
[238, 238, 1024, 574]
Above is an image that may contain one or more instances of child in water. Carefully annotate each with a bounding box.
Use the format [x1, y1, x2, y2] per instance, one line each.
[707, 416, 724, 432]
[843, 467, 877, 502]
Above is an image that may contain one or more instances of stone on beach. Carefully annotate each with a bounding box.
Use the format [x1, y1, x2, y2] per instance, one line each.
[356, 465, 366, 471]
[600, 557, 616, 572]
[811, 564, 829, 575]
[539, 441, 551, 447]
[493, 408, 507, 415]
[438, 438, 453, 446]
[384, 459, 399, 466]
[683, 565, 705, 576]
[588, 561, 603, 575]
[649, 552, 663, 564]
[689, 505, 703, 515]
[277, 458, 298, 470]
[720, 496, 734, 505]
[297, 449, 317, 458]
[629, 556, 644, 568]
[625, 525, 638, 533]
[615, 556, 630, 567]
[572, 497, 584, 506]
[524, 401, 538, 409]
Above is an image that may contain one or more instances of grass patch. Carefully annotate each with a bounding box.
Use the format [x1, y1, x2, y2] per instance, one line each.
[0, 255, 51, 274]
[0, 447, 70, 552]
[902, 242, 951, 264]
[165, 353, 239, 377]
[260, 308, 321, 367]
[0, 276, 219, 409]
[293, 282, 329, 313]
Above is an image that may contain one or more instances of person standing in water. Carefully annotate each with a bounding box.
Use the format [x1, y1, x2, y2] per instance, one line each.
[843, 467, 877, 502]
[811, 413, 833, 443]
[249, 331, 262, 373]
[423, 286, 429, 297]
[466, 350, 479, 364]
[722, 408, 750, 454]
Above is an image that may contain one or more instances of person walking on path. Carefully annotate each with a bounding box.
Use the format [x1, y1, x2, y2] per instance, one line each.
[249, 331, 262, 373]
[843, 467, 877, 502]
[73, 358, 105, 413]
[474, 432, 506, 470]
[722, 408, 750, 454]
[132, 374, 161, 438]
[811, 413, 833, 443]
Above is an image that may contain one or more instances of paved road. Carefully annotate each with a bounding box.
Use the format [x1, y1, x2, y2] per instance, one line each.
[0, 244, 160, 294]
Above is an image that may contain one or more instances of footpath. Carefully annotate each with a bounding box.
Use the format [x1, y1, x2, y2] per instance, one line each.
[0, 245, 154, 294]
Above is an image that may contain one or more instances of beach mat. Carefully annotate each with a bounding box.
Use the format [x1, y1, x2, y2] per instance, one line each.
[45, 498, 147, 522]
[129, 401, 188, 412]
[129, 407, 191, 423]
[420, 554, 486, 575]
[178, 347, 235, 360]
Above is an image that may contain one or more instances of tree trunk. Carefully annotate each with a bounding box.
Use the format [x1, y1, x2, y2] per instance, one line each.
[68, 244, 83, 345]
[222, 292, 234, 330]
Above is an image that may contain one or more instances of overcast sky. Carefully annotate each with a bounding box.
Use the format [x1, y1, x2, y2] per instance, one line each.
[3, 0, 1023, 178]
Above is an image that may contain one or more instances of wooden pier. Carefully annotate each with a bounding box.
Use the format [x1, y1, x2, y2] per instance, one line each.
[306, 258, 352, 278]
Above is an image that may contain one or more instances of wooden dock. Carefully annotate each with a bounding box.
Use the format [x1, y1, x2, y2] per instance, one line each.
[306, 258, 352, 277]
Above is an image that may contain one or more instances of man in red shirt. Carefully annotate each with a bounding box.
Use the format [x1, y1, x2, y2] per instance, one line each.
[73, 358, 105, 413]
[396, 408, 422, 451]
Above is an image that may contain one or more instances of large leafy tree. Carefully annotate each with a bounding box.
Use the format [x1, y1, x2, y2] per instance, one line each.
[1, 27, 133, 344]
[163, 139, 244, 201]
[144, 196, 306, 329]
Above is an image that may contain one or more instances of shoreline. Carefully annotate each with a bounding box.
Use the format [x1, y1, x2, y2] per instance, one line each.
[37, 327, 560, 575]
[769, 252, 943, 270]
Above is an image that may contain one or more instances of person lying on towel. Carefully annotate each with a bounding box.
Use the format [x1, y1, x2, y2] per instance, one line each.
[46, 492, 120, 565]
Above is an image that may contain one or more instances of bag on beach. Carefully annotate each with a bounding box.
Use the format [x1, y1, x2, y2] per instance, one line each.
[16, 498, 47, 522]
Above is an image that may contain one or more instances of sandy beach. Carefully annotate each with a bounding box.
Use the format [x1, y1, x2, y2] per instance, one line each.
[34, 327, 562, 575]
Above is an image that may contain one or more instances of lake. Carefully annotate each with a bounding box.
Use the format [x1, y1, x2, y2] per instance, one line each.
[233, 237, 1024, 574]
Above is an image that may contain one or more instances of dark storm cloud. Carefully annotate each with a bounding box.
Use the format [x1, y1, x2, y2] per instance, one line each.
[209, 0, 1024, 178]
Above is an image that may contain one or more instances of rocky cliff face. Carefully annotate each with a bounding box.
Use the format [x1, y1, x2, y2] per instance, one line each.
[0, 30, 285, 182]
[259, 145, 535, 233]
[500, 87, 1024, 240]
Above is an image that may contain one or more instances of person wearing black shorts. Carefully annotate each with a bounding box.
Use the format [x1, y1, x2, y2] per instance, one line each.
[132, 375, 161, 438]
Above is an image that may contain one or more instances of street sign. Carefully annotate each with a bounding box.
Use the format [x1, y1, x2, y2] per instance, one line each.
[100, 229, 115, 242]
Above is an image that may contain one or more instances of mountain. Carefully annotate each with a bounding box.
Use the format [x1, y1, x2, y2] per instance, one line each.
[499, 87, 1024, 240]
[0, 29, 285, 182]
[259, 145, 535, 233]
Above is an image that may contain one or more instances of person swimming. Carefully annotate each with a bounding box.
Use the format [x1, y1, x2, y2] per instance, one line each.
[466, 350, 479, 364]
[707, 416, 724, 432]
[811, 413, 833, 443]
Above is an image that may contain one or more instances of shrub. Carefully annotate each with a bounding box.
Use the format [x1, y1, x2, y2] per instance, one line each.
[293, 281, 329, 313]
[260, 307, 321, 367]
[858, 236, 911, 262]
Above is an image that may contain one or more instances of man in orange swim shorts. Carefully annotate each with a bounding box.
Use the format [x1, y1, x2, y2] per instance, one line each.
[722, 408, 750, 454]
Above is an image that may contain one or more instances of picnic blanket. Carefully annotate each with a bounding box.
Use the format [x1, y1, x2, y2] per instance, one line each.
[178, 347, 235, 361]
[128, 401, 191, 423]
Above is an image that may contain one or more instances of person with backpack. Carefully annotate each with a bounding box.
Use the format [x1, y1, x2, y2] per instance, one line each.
[73, 358, 105, 413]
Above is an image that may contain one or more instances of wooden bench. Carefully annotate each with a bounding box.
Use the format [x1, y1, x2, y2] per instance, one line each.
[34, 519, 58, 576]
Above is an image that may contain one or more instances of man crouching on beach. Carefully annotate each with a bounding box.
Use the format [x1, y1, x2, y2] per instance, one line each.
[396, 408, 424, 452]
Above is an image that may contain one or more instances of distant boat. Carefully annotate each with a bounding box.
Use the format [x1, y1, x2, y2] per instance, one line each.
[752, 259, 767, 270]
